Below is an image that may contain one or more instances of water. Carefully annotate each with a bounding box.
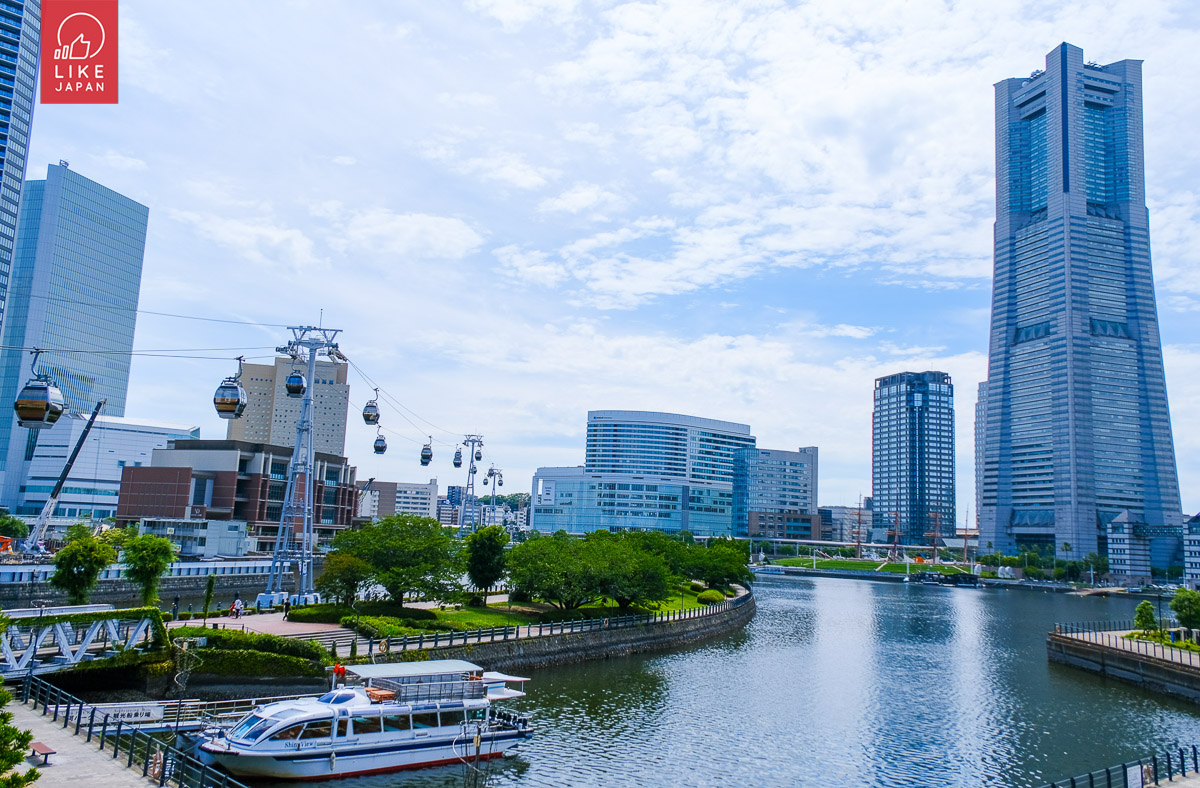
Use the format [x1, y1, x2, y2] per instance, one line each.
[265, 576, 1200, 787]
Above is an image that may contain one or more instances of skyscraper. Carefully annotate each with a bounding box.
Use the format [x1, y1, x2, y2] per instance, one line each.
[0, 163, 149, 508]
[225, 357, 350, 456]
[974, 381, 987, 530]
[872, 371, 955, 545]
[0, 1, 40, 330]
[978, 43, 1182, 560]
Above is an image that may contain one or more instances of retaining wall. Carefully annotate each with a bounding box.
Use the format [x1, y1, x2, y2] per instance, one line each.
[1047, 634, 1200, 704]
[0, 573, 282, 609]
[377, 593, 757, 673]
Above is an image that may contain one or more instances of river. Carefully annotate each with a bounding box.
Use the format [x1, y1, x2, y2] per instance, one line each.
[264, 575, 1200, 787]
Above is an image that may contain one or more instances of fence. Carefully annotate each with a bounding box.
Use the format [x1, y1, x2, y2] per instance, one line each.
[21, 674, 249, 788]
[362, 592, 755, 657]
[1037, 744, 1200, 787]
[1052, 619, 1200, 670]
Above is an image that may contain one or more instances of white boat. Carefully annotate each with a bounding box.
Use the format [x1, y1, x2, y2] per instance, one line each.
[197, 660, 534, 780]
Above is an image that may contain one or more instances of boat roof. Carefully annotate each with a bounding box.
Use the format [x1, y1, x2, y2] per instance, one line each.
[344, 660, 482, 680]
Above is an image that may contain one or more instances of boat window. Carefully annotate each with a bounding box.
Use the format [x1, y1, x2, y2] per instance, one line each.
[269, 724, 305, 741]
[336, 719, 348, 738]
[317, 691, 356, 704]
[300, 721, 332, 739]
[412, 712, 438, 729]
[230, 714, 266, 739]
[466, 708, 486, 721]
[351, 715, 382, 735]
[382, 714, 410, 732]
[440, 709, 464, 726]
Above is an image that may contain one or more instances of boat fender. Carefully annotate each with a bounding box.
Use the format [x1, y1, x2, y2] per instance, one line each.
[150, 749, 164, 780]
[330, 751, 336, 770]
[378, 640, 389, 654]
[603, 618, 609, 629]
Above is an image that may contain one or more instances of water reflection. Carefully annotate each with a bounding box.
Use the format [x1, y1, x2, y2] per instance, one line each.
[259, 577, 1200, 787]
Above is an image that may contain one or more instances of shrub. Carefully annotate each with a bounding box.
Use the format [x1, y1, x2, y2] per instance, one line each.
[689, 582, 705, 593]
[192, 649, 325, 678]
[697, 590, 725, 605]
[507, 588, 531, 603]
[1024, 567, 1046, 581]
[343, 616, 426, 640]
[172, 626, 327, 661]
[287, 601, 437, 625]
[466, 594, 486, 608]
[160, 612, 174, 623]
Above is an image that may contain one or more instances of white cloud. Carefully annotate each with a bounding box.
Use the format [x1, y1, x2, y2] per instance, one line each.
[93, 150, 148, 171]
[467, 0, 581, 31]
[332, 155, 357, 166]
[494, 244, 569, 285]
[340, 209, 484, 260]
[537, 183, 625, 216]
[169, 210, 322, 270]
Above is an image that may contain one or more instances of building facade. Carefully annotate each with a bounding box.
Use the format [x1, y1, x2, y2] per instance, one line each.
[732, 446, 818, 538]
[225, 358, 350, 456]
[0, 164, 149, 508]
[116, 439, 356, 552]
[978, 43, 1183, 561]
[138, 518, 251, 559]
[819, 500, 873, 543]
[531, 411, 756, 537]
[974, 381, 987, 530]
[0, 0, 40, 329]
[13, 414, 197, 519]
[872, 371, 955, 545]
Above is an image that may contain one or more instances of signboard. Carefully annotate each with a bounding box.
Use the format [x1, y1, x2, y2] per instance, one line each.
[56, 701, 165, 724]
[1126, 764, 1143, 788]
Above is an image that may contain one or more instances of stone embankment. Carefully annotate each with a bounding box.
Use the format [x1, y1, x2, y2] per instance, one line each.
[1047, 626, 1200, 704]
[373, 590, 756, 673]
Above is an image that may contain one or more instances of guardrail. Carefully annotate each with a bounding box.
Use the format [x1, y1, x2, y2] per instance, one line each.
[364, 591, 754, 656]
[1037, 744, 1200, 787]
[1050, 619, 1200, 670]
[21, 674, 250, 788]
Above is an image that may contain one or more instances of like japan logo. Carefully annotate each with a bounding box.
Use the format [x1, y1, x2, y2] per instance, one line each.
[41, 0, 118, 104]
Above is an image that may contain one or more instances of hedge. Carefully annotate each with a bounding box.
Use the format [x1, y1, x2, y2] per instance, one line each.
[342, 616, 427, 640]
[697, 590, 725, 605]
[190, 648, 325, 678]
[287, 602, 437, 625]
[171, 626, 327, 661]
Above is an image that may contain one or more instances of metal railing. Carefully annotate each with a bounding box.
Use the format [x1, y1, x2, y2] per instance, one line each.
[21, 674, 250, 788]
[364, 590, 754, 657]
[1038, 744, 1200, 787]
[1052, 619, 1200, 670]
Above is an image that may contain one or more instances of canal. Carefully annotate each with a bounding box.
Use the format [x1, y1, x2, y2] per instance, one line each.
[267, 575, 1200, 787]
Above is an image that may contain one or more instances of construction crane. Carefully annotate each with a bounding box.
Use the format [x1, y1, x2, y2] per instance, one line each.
[20, 399, 106, 554]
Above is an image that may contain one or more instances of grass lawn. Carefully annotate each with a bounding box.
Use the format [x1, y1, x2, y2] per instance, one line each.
[426, 586, 707, 630]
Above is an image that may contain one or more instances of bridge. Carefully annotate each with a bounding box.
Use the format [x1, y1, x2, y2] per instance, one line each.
[0, 605, 165, 679]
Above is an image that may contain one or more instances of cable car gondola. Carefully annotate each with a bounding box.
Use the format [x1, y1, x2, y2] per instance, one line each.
[213, 357, 248, 420]
[474, 449, 482, 462]
[362, 388, 380, 425]
[14, 378, 65, 429]
[420, 437, 433, 467]
[453, 447, 463, 468]
[373, 430, 387, 455]
[285, 370, 306, 398]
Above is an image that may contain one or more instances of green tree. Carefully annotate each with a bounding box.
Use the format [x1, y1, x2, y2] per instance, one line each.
[122, 534, 178, 606]
[687, 538, 752, 589]
[587, 533, 671, 610]
[332, 514, 461, 605]
[315, 553, 373, 606]
[464, 525, 509, 599]
[0, 514, 28, 541]
[97, 525, 134, 551]
[507, 532, 596, 610]
[1134, 600, 1158, 632]
[48, 535, 116, 604]
[1170, 588, 1200, 630]
[0, 685, 37, 787]
[1082, 553, 1109, 577]
[202, 573, 216, 622]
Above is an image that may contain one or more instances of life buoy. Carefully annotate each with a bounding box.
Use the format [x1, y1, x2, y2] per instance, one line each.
[603, 618, 609, 629]
[377, 639, 389, 654]
[149, 749, 164, 780]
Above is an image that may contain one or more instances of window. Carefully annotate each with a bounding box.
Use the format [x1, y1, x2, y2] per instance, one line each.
[300, 721, 332, 739]
[382, 714, 410, 732]
[352, 715, 382, 735]
[269, 724, 304, 741]
[412, 712, 438, 729]
[440, 709, 464, 726]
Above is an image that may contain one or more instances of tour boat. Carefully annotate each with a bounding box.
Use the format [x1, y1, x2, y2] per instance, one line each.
[197, 660, 534, 780]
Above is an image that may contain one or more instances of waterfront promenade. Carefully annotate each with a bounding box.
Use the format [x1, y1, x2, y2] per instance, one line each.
[1056, 624, 1200, 669]
[7, 699, 155, 787]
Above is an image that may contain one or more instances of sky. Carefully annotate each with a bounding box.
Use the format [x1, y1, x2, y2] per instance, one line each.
[25, 0, 1200, 525]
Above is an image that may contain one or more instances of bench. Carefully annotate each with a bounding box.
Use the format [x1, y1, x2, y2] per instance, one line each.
[30, 742, 54, 765]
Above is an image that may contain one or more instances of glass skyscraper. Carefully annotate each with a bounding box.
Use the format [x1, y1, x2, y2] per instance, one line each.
[0, 1, 40, 328]
[732, 446, 818, 538]
[531, 410, 757, 537]
[872, 371, 955, 544]
[978, 43, 1182, 560]
[0, 164, 149, 509]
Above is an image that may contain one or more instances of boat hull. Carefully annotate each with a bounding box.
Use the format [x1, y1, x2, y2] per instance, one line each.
[201, 730, 528, 780]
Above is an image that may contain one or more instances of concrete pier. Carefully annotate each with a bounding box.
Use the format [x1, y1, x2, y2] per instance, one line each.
[7, 699, 155, 786]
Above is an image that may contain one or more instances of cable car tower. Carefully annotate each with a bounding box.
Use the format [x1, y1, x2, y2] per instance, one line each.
[257, 325, 345, 608]
[457, 435, 483, 534]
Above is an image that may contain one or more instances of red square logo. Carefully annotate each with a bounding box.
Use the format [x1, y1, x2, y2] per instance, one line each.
[41, 0, 118, 104]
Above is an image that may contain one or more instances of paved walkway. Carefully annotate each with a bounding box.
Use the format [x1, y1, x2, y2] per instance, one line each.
[8, 700, 154, 787]
[1060, 628, 1200, 669]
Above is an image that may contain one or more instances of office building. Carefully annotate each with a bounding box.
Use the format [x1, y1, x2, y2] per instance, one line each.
[978, 43, 1183, 561]
[138, 518, 251, 559]
[974, 382, 987, 531]
[225, 358, 350, 456]
[732, 446, 818, 538]
[0, 164, 149, 508]
[115, 439, 357, 552]
[13, 414, 197, 519]
[0, 1, 40, 329]
[872, 371, 955, 545]
[819, 499, 873, 543]
[531, 410, 756, 537]
[356, 478, 439, 521]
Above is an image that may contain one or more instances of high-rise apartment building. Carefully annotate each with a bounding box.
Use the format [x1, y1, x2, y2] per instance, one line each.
[532, 410, 756, 537]
[225, 358, 350, 456]
[872, 371, 955, 544]
[0, 1, 41, 329]
[978, 43, 1182, 560]
[0, 164, 149, 508]
[732, 446, 819, 538]
[974, 381, 988, 531]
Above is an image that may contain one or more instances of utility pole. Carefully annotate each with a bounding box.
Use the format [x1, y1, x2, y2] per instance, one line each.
[258, 325, 343, 608]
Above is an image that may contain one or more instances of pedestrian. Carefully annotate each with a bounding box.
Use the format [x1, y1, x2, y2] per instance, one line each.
[232, 595, 244, 619]
[283, 598, 291, 621]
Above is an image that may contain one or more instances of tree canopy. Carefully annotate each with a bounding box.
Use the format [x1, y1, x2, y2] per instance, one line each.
[1170, 588, 1200, 630]
[464, 525, 509, 596]
[0, 514, 28, 541]
[331, 514, 460, 605]
[122, 534, 178, 605]
[1134, 600, 1158, 632]
[49, 534, 117, 604]
[315, 553, 374, 606]
[0, 685, 37, 787]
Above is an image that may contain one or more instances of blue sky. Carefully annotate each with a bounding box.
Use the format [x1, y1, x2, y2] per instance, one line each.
[26, 0, 1200, 523]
